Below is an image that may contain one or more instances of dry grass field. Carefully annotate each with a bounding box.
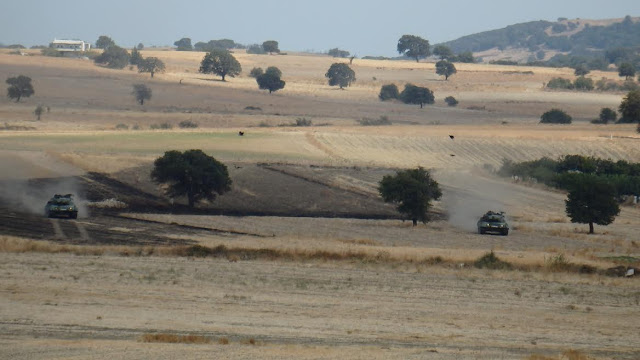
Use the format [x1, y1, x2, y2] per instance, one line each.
[1, 49, 639, 359]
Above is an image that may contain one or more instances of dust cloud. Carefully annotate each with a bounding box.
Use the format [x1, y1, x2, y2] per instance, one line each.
[0, 178, 89, 218]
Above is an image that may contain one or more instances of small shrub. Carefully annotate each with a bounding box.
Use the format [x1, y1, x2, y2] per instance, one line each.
[378, 84, 399, 101]
[573, 76, 594, 91]
[295, 117, 312, 126]
[132, 124, 141, 130]
[546, 77, 574, 90]
[540, 109, 572, 124]
[249, 67, 263, 78]
[258, 121, 272, 127]
[596, 78, 620, 91]
[244, 106, 262, 111]
[40, 48, 64, 57]
[141, 333, 211, 344]
[621, 80, 640, 92]
[358, 116, 392, 126]
[179, 120, 198, 128]
[444, 96, 458, 107]
[597, 107, 617, 124]
[115, 123, 129, 130]
[150, 122, 173, 129]
[474, 251, 513, 270]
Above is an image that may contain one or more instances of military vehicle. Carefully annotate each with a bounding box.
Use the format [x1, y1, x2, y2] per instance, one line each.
[477, 211, 509, 235]
[45, 194, 78, 219]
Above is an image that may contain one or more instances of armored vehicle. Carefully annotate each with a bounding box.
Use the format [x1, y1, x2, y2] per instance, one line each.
[45, 194, 78, 219]
[477, 211, 509, 235]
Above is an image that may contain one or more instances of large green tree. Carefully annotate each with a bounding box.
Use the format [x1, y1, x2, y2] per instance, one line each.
[325, 63, 355, 89]
[433, 45, 453, 60]
[435, 60, 457, 80]
[262, 40, 280, 54]
[6, 75, 34, 102]
[130, 47, 143, 65]
[618, 62, 636, 80]
[151, 150, 232, 208]
[619, 90, 640, 122]
[565, 175, 620, 234]
[199, 49, 242, 81]
[379, 167, 442, 226]
[94, 46, 130, 69]
[137, 57, 166, 78]
[256, 66, 285, 93]
[400, 84, 434, 108]
[95, 35, 115, 49]
[397, 35, 430, 63]
[174, 37, 193, 51]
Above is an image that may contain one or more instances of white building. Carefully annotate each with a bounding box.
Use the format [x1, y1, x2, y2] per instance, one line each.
[50, 39, 91, 52]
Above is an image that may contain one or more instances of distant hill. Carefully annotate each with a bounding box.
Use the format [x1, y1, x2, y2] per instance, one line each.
[441, 16, 640, 63]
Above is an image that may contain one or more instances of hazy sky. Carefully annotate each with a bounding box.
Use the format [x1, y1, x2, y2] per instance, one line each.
[2, 0, 639, 56]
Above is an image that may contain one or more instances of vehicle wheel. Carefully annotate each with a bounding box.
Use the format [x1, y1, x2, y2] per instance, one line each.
[70, 212, 78, 219]
[502, 229, 509, 236]
[479, 229, 485, 235]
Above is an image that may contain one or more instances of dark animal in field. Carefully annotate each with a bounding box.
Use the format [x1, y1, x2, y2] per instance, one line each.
[449, 135, 454, 139]
[238, 131, 244, 136]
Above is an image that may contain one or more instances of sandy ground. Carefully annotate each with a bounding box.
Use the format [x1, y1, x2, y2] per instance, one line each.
[1, 252, 639, 360]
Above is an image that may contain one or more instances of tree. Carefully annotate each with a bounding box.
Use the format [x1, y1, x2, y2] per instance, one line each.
[444, 96, 458, 106]
[137, 43, 144, 50]
[433, 45, 453, 60]
[256, 66, 285, 93]
[174, 37, 193, 51]
[325, 63, 355, 89]
[400, 84, 434, 108]
[95, 35, 115, 49]
[618, 62, 636, 80]
[619, 90, 640, 122]
[138, 57, 165, 78]
[262, 40, 280, 54]
[328, 48, 350, 58]
[573, 76, 594, 91]
[249, 67, 264, 78]
[379, 167, 442, 226]
[34, 105, 44, 120]
[397, 35, 430, 63]
[457, 51, 475, 63]
[565, 175, 620, 234]
[379, 84, 399, 101]
[132, 84, 152, 105]
[598, 108, 617, 124]
[94, 46, 130, 69]
[574, 64, 590, 76]
[199, 49, 242, 81]
[6, 75, 34, 102]
[435, 60, 457, 80]
[151, 150, 232, 208]
[540, 109, 572, 124]
[130, 47, 143, 66]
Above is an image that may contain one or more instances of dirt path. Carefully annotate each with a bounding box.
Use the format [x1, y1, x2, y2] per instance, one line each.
[0, 253, 638, 359]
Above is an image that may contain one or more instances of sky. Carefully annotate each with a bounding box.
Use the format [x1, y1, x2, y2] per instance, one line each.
[1, 0, 640, 56]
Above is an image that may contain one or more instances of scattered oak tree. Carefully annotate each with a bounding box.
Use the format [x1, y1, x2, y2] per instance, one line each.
[379, 167, 442, 226]
[618, 90, 640, 123]
[6, 75, 34, 102]
[565, 175, 620, 234]
[199, 49, 242, 81]
[540, 109, 572, 124]
[325, 63, 355, 89]
[328, 48, 350, 58]
[445, 96, 458, 107]
[262, 40, 280, 54]
[174, 37, 193, 51]
[151, 150, 232, 208]
[574, 64, 590, 76]
[132, 84, 152, 105]
[138, 57, 165, 78]
[456, 51, 475, 63]
[400, 84, 434, 108]
[618, 62, 636, 80]
[597, 107, 617, 124]
[95, 35, 115, 49]
[94, 46, 130, 69]
[256, 66, 285, 93]
[379, 84, 399, 101]
[397, 35, 430, 63]
[433, 45, 453, 60]
[249, 67, 263, 78]
[130, 47, 143, 65]
[435, 60, 457, 80]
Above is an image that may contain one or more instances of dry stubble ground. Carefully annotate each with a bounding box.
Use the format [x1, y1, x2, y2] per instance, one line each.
[1, 50, 639, 359]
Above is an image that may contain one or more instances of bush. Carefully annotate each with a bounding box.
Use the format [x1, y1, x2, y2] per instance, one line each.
[246, 44, 266, 54]
[378, 84, 399, 101]
[249, 67, 263, 78]
[295, 117, 312, 126]
[474, 251, 513, 270]
[40, 48, 63, 57]
[621, 80, 640, 92]
[358, 116, 392, 126]
[115, 123, 129, 130]
[596, 78, 620, 91]
[444, 96, 459, 107]
[150, 122, 173, 129]
[573, 76, 594, 91]
[596, 108, 617, 124]
[540, 109, 572, 124]
[546, 77, 574, 90]
[178, 120, 198, 128]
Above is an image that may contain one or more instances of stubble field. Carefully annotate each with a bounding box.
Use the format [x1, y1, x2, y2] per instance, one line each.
[0, 48, 639, 359]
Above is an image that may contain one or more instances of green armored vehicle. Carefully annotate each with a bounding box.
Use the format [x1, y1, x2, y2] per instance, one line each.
[45, 194, 78, 219]
[477, 211, 509, 235]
